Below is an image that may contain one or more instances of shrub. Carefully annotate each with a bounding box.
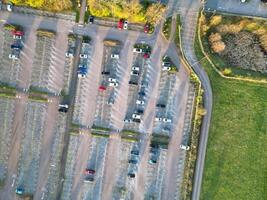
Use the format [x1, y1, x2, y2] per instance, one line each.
[222, 68, 232, 76]
[209, 15, 222, 26]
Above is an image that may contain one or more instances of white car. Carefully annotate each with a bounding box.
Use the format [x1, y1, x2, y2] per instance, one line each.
[133, 48, 143, 53]
[109, 82, 118, 87]
[108, 78, 117, 83]
[180, 144, 190, 151]
[155, 117, 162, 122]
[7, 3, 13, 12]
[65, 52, 74, 58]
[124, 119, 132, 123]
[80, 54, 88, 59]
[8, 54, 18, 60]
[111, 54, 120, 59]
[59, 104, 69, 109]
[162, 118, 172, 123]
[123, 20, 128, 30]
[136, 100, 145, 105]
[162, 66, 171, 71]
[132, 113, 141, 119]
[13, 35, 22, 39]
[78, 74, 86, 78]
[132, 66, 140, 71]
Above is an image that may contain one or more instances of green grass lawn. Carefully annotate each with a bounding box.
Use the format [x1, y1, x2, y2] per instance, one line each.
[195, 26, 267, 200]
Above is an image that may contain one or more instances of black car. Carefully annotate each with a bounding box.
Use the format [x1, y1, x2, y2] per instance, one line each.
[58, 107, 68, 113]
[131, 150, 139, 155]
[136, 109, 144, 114]
[128, 173, 135, 178]
[84, 176, 94, 182]
[132, 118, 141, 123]
[156, 103, 166, 108]
[138, 91, 146, 96]
[128, 159, 138, 164]
[89, 15, 94, 24]
[101, 71, 110, 75]
[129, 81, 138, 85]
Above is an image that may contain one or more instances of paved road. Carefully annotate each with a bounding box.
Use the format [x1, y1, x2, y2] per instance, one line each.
[177, 1, 213, 200]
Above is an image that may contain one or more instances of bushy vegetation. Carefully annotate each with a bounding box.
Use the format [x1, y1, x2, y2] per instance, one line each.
[162, 16, 172, 40]
[201, 13, 267, 75]
[10, 0, 73, 12]
[87, 0, 165, 24]
[195, 16, 267, 200]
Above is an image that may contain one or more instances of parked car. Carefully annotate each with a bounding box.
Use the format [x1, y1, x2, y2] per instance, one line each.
[99, 85, 106, 91]
[111, 54, 119, 59]
[15, 187, 24, 195]
[84, 169, 95, 175]
[101, 71, 110, 75]
[58, 104, 69, 113]
[131, 70, 140, 76]
[89, 15, 94, 24]
[131, 150, 139, 155]
[132, 66, 140, 71]
[136, 100, 145, 105]
[136, 109, 144, 114]
[78, 64, 88, 78]
[138, 91, 146, 96]
[11, 44, 22, 50]
[107, 97, 115, 105]
[84, 176, 94, 182]
[129, 81, 138, 85]
[180, 144, 190, 150]
[162, 66, 171, 71]
[155, 117, 162, 122]
[128, 172, 135, 178]
[144, 23, 149, 33]
[124, 118, 132, 123]
[162, 61, 171, 67]
[80, 54, 88, 59]
[156, 103, 166, 108]
[123, 20, 128, 30]
[7, 3, 13, 12]
[162, 118, 172, 123]
[108, 82, 118, 87]
[132, 113, 141, 119]
[133, 48, 143, 53]
[143, 53, 150, 59]
[118, 19, 124, 29]
[9, 49, 20, 60]
[108, 78, 117, 82]
[128, 159, 138, 164]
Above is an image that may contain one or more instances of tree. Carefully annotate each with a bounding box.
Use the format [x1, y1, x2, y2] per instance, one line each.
[209, 15, 222, 26]
[209, 32, 225, 53]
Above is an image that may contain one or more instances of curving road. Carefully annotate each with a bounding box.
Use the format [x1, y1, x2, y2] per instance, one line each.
[175, 0, 213, 200]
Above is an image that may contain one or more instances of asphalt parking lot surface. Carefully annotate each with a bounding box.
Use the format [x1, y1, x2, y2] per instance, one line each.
[0, 8, 194, 200]
[205, 0, 267, 18]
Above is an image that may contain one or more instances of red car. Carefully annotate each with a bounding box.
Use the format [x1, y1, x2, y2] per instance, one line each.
[144, 24, 149, 33]
[11, 30, 24, 36]
[143, 53, 150, 59]
[118, 19, 124, 29]
[99, 85, 106, 91]
[84, 169, 95, 175]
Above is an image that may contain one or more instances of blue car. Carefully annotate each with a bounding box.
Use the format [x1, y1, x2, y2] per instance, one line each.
[11, 44, 22, 50]
[78, 65, 88, 78]
[15, 187, 24, 195]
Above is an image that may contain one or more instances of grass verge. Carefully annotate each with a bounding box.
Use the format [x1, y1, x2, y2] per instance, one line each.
[162, 16, 172, 40]
[195, 16, 267, 200]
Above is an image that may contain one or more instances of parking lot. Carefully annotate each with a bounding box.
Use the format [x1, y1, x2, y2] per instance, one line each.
[16, 101, 47, 194]
[0, 8, 194, 200]
[205, 0, 267, 18]
[0, 27, 21, 86]
[61, 135, 108, 200]
[72, 38, 94, 126]
[123, 44, 153, 132]
[0, 98, 15, 181]
[93, 42, 122, 129]
[35, 112, 68, 200]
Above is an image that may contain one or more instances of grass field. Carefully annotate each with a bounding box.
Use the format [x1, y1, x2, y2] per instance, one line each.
[194, 23, 267, 200]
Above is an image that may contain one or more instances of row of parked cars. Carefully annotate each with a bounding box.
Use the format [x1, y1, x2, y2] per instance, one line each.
[8, 29, 24, 60]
